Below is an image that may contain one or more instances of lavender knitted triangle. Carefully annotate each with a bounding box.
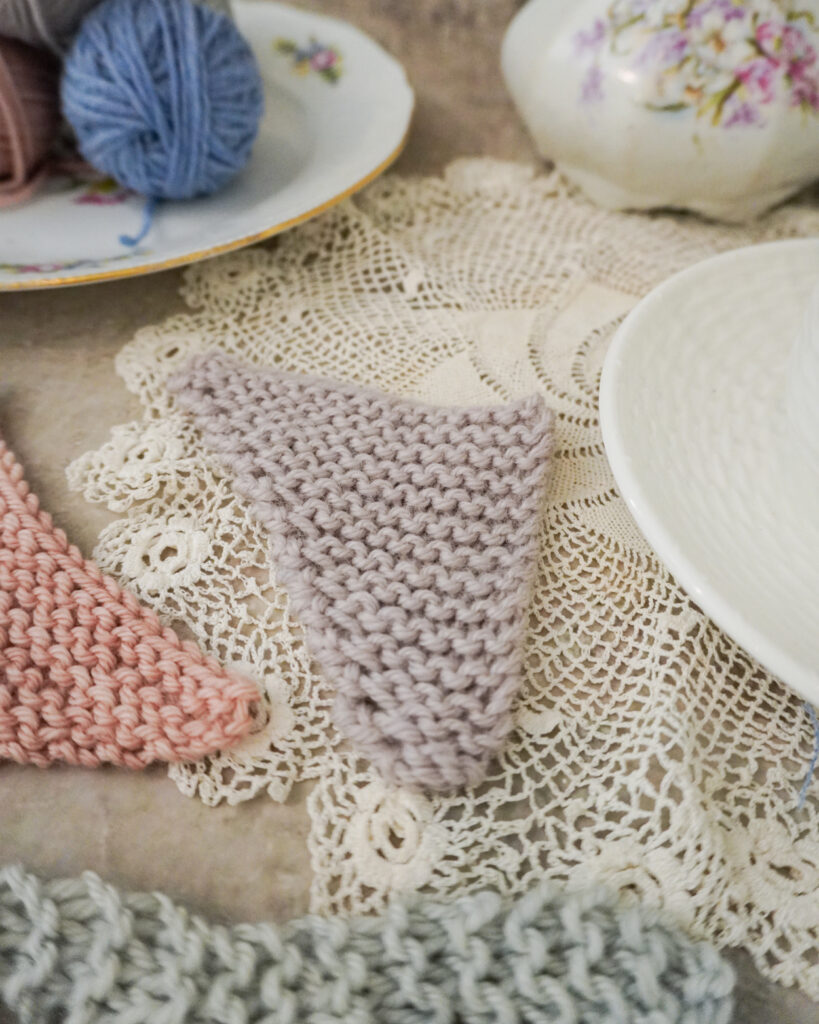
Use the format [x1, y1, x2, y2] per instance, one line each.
[169, 352, 553, 791]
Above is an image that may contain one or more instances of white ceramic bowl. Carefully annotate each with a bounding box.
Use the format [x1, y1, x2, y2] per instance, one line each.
[600, 239, 819, 700]
[788, 283, 819, 470]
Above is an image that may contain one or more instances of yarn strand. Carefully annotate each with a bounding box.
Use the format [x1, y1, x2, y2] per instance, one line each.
[0, 0, 104, 53]
[798, 701, 819, 809]
[118, 197, 157, 247]
[24, 0, 63, 55]
[0, 37, 60, 206]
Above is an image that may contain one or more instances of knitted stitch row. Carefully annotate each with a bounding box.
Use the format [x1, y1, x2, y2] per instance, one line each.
[0, 863, 735, 1024]
[0, 436, 257, 767]
[169, 353, 554, 791]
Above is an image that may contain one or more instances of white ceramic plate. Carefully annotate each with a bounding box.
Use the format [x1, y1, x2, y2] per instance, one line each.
[0, 1, 413, 290]
[600, 239, 819, 703]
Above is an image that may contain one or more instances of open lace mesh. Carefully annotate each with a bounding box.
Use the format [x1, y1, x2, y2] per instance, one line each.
[68, 159, 819, 997]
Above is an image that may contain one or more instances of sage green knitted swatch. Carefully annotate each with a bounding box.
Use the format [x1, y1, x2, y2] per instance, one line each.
[0, 864, 733, 1024]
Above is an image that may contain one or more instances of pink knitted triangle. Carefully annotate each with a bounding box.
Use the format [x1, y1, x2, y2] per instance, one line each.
[170, 353, 553, 791]
[0, 437, 257, 769]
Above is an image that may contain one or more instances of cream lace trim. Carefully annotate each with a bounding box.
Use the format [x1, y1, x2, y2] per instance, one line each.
[68, 159, 819, 997]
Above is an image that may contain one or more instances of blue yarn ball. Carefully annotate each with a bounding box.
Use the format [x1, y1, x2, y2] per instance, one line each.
[61, 0, 264, 200]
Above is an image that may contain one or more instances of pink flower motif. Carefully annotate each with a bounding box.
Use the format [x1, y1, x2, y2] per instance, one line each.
[724, 98, 762, 127]
[790, 67, 819, 110]
[637, 29, 688, 69]
[573, 2, 819, 127]
[580, 65, 604, 103]
[782, 24, 816, 66]
[574, 18, 606, 55]
[74, 193, 131, 206]
[737, 57, 779, 104]
[687, 0, 746, 27]
[756, 19, 784, 59]
[310, 48, 337, 71]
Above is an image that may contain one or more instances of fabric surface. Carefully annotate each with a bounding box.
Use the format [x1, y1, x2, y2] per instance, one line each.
[168, 353, 553, 791]
[0, 863, 734, 1024]
[67, 158, 819, 997]
[0, 436, 257, 767]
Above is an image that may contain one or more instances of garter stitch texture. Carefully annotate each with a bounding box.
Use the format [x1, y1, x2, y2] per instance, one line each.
[0, 864, 735, 1024]
[0, 436, 257, 768]
[169, 353, 554, 791]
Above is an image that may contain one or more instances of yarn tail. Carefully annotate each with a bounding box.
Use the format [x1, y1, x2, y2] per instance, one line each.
[798, 702, 819, 810]
[119, 197, 157, 247]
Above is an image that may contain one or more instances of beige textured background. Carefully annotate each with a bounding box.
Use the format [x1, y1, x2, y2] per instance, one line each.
[1, 2, 818, 1020]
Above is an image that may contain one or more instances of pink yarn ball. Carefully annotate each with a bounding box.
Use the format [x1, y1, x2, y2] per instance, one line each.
[0, 35, 60, 205]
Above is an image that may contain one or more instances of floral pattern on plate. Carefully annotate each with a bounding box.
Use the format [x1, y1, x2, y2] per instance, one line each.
[0, 251, 148, 275]
[274, 37, 343, 82]
[72, 178, 134, 206]
[576, 0, 819, 126]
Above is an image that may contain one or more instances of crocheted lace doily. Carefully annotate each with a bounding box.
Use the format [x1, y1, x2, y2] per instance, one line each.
[68, 159, 819, 998]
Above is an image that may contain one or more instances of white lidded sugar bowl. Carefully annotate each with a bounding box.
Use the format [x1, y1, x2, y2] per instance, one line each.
[502, 0, 819, 220]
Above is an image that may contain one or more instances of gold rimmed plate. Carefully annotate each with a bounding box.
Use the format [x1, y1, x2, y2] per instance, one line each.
[0, 1, 414, 290]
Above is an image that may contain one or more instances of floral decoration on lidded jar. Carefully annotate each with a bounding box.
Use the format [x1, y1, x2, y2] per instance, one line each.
[503, 0, 819, 220]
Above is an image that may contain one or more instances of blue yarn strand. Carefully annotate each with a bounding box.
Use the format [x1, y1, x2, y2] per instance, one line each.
[118, 198, 158, 248]
[797, 701, 819, 810]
